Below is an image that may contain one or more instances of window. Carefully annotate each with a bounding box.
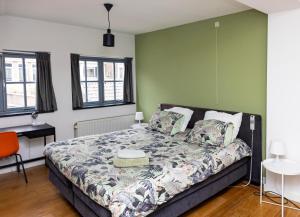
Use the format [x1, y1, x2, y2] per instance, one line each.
[0, 53, 37, 115]
[104, 62, 125, 101]
[79, 57, 125, 107]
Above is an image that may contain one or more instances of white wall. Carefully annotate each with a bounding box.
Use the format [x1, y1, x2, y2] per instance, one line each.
[0, 16, 136, 173]
[267, 8, 300, 202]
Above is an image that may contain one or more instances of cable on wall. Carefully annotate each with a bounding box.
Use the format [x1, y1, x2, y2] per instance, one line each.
[214, 21, 220, 105]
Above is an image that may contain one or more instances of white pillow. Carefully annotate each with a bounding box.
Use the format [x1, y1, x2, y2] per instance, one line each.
[204, 110, 243, 141]
[165, 107, 194, 132]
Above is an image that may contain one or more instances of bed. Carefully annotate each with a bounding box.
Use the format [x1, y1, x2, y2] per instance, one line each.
[44, 103, 262, 217]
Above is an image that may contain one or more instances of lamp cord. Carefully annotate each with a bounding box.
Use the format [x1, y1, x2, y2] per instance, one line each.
[230, 129, 254, 188]
[229, 131, 300, 209]
[242, 129, 254, 186]
[249, 185, 300, 209]
[107, 11, 111, 29]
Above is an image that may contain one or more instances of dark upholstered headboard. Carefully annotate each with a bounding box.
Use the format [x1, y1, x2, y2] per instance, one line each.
[160, 103, 262, 185]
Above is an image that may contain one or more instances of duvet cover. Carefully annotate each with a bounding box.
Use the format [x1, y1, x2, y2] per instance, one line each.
[44, 127, 251, 217]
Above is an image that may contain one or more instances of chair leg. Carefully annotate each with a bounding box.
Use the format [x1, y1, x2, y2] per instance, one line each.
[16, 154, 28, 184]
[15, 155, 20, 173]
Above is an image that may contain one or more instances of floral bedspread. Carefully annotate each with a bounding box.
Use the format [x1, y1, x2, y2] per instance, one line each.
[44, 127, 251, 217]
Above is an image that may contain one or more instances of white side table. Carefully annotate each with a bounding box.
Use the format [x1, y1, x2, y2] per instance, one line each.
[131, 123, 148, 129]
[260, 158, 300, 217]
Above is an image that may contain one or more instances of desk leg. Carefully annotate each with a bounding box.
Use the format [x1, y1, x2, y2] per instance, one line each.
[15, 155, 20, 172]
[282, 174, 284, 217]
[44, 136, 47, 165]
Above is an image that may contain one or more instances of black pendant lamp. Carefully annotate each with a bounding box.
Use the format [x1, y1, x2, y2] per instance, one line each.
[103, 3, 115, 47]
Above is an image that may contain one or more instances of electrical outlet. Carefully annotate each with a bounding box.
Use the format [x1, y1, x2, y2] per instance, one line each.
[214, 21, 220, 28]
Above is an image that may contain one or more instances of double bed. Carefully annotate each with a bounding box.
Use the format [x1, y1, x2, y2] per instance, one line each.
[44, 104, 262, 217]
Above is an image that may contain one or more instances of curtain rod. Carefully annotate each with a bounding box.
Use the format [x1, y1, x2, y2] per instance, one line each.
[78, 53, 123, 59]
[78, 53, 133, 60]
[2, 49, 51, 54]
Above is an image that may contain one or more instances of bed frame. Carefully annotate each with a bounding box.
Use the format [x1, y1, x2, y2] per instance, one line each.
[46, 103, 262, 217]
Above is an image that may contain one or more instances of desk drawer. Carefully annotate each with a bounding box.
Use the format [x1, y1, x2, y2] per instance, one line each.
[23, 128, 55, 138]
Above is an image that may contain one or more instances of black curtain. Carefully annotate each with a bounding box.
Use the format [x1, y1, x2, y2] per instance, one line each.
[70, 54, 83, 109]
[36, 52, 57, 112]
[123, 57, 134, 103]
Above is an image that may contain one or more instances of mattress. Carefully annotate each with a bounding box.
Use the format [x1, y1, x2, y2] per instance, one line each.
[44, 127, 251, 217]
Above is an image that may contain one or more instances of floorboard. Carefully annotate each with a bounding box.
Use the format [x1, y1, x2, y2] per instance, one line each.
[0, 166, 299, 217]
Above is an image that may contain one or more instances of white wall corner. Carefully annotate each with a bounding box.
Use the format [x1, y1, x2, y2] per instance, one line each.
[267, 8, 300, 203]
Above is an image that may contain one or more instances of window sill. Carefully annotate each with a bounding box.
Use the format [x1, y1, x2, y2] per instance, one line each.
[0, 110, 55, 118]
[0, 111, 33, 118]
[73, 102, 135, 111]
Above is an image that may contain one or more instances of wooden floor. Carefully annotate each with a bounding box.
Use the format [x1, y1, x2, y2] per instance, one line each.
[0, 166, 299, 217]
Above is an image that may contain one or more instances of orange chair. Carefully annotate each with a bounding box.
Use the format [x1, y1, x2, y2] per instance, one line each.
[0, 132, 28, 183]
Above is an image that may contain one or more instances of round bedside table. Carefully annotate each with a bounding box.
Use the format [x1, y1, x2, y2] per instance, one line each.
[260, 158, 300, 217]
[131, 123, 148, 129]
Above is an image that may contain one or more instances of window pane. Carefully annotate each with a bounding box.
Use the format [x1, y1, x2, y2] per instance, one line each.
[87, 82, 99, 102]
[26, 83, 36, 107]
[5, 57, 24, 82]
[25, 58, 37, 82]
[5, 63, 12, 82]
[103, 62, 114, 81]
[6, 83, 25, 108]
[81, 82, 87, 103]
[104, 82, 115, 101]
[80, 61, 86, 81]
[115, 63, 125, 81]
[116, 82, 124, 101]
[86, 61, 98, 81]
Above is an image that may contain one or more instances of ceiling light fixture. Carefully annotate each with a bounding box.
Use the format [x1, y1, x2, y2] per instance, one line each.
[103, 3, 114, 47]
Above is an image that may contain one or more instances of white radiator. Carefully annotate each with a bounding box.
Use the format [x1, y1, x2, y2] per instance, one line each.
[74, 114, 135, 137]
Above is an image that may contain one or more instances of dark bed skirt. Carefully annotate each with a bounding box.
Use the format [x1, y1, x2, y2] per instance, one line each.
[47, 157, 249, 217]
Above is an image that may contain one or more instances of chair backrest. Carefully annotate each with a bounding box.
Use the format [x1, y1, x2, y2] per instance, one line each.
[0, 132, 19, 158]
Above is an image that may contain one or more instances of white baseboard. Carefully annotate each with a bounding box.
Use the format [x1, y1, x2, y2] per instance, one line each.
[285, 191, 300, 203]
[0, 160, 44, 174]
[265, 183, 300, 203]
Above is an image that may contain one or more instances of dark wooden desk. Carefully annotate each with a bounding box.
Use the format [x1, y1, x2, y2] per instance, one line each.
[0, 123, 56, 169]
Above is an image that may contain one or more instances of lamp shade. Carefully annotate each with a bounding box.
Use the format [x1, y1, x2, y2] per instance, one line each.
[103, 29, 115, 47]
[135, 112, 144, 121]
[270, 140, 286, 156]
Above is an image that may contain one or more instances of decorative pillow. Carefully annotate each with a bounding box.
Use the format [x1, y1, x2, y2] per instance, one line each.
[204, 111, 242, 142]
[223, 123, 234, 146]
[149, 111, 184, 135]
[187, 119, 234, 146]
[164, 107, 194, 132]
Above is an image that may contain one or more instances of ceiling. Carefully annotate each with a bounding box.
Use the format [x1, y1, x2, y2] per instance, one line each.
[0, 0, 250, 34]
[236, 0, 300, 13]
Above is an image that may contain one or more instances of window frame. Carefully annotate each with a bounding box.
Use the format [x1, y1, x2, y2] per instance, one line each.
[0, 53, 37, 116]
[79, 56, 126, 108]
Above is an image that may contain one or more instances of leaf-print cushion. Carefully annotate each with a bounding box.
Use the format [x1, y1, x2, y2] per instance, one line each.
[187, 119, 234, 146]
[149, 110, 184, 135]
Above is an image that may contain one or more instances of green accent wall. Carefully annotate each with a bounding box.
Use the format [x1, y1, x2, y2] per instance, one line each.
[135, 10, 267, 155]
